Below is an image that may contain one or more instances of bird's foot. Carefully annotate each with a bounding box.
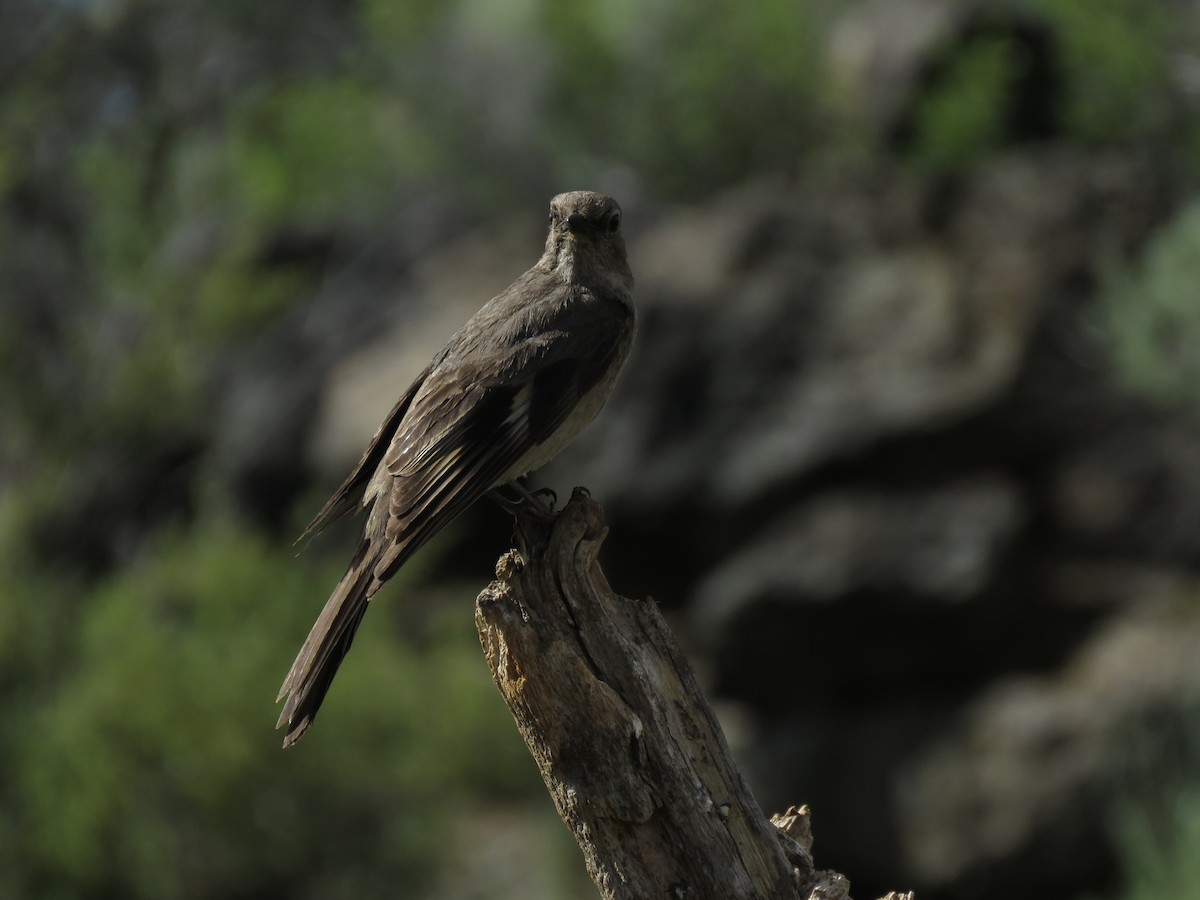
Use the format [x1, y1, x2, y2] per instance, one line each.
[529, 486, 558, 509]
[487, 481, 557, 519]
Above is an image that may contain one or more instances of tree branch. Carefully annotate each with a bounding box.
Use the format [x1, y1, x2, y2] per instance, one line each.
[475, 489, 911, 900]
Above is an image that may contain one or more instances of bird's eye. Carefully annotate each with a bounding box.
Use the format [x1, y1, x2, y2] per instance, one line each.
[607, 213, 621, 234]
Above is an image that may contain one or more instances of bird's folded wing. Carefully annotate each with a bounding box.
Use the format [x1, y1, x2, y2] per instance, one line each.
[370, 317, 625, 582]
[294, 366, 431, 546]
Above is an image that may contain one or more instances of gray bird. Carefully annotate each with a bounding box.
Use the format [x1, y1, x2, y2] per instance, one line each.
[276, 191, 636, 746]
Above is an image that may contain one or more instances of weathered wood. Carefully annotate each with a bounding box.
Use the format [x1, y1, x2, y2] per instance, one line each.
[475, 489, 911, 900]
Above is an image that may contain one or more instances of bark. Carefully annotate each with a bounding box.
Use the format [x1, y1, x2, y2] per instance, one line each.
[475, 489, 911, 900]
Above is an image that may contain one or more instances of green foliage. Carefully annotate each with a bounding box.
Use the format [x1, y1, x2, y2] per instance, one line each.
[1117, 787, 1200, 900]
[897, 0, 1180, 171]
[356, 0, 824, 200]
[1101, 202, 1200, 413]
[1030, 0, 1172, 142]
[76, 136, 163, 290]
[195, 251, 311, 338]
[227, 78, 435, 227]
[0, 489, 80, 691]
[66, 136, 207, 440]
[0, 513, 538, 900]
[535, 0, 821, 197]
[904, 35, 1024, 172]
[358, 0, 445, 54]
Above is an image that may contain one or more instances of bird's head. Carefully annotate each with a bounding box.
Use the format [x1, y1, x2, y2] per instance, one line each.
[542, 191, 633, 289]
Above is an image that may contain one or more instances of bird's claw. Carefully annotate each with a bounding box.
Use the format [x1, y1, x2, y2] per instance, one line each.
[530, 486, 558, 510]
[488, 481, 558, 518]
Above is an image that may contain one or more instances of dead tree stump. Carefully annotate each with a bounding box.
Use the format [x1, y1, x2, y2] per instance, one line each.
[475, 489, 911, 900]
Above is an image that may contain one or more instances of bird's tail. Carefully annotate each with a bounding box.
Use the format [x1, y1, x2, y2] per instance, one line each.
[276, 543, 376, 747]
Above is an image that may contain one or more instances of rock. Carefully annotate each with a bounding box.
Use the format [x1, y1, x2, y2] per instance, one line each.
[1051, 422, 1200, 563]
[565, 151, 1142, 518]
[895, 593, 1200, 894]
[692, 478, 1025, 645]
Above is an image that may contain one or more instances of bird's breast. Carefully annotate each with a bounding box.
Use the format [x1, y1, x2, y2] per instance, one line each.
[499, 325, 633, 483]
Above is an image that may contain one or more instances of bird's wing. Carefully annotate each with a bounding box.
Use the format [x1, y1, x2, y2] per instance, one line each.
[294, 366, 431, 547]
[371, 307, 627, 582]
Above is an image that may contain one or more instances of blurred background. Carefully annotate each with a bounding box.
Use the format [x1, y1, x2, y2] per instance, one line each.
[2, 0, 1199, 897]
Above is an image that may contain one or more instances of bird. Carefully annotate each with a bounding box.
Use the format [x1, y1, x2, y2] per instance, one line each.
[276, 191, 636, 747]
